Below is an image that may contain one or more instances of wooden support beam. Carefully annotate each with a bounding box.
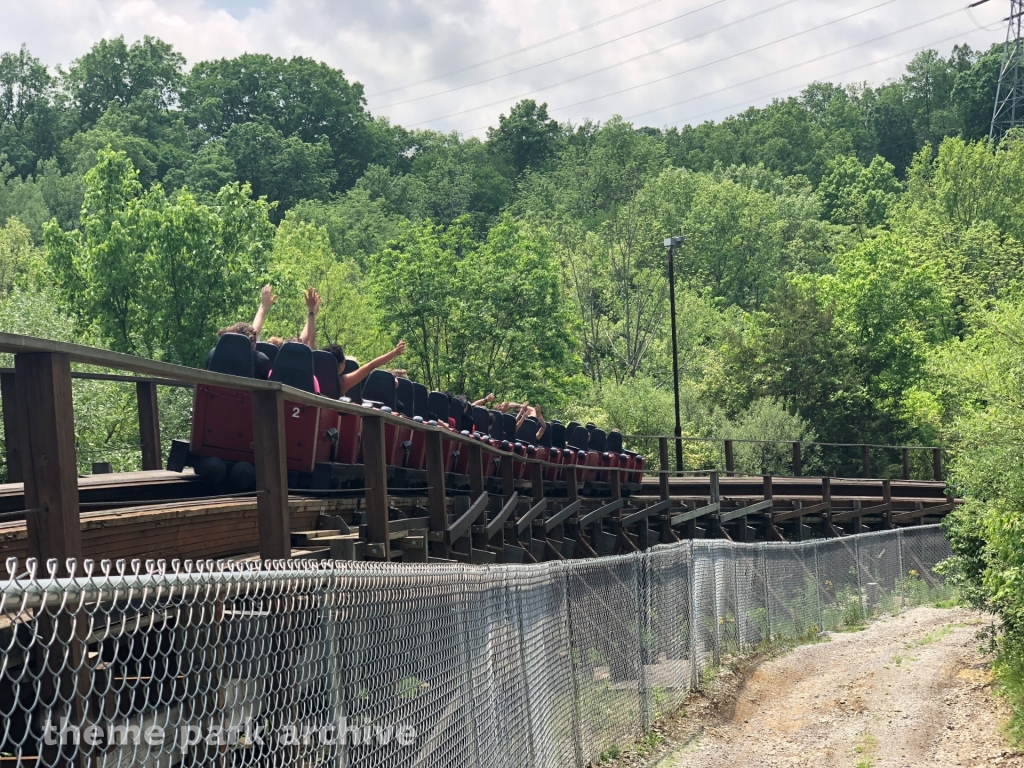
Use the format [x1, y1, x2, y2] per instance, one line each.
[579, 497, 625, 527]
[658, 437, 670, 500]
[565, 456, 578, 502]
[622, 499, 670, 527]
[531, 461, 544, 501]
[545, 499, 582, 532]
[933, 448, 942, 482]
[447, 492, 489, 544]
[670, 501, 720, 526]
[0, 371, 24, 483]
[17, 352, 82, 574]
[486, 492, 519, 538]
[468, 443, 484, 498]
[792, 441, 802, 477]
[517, 498, 548, 533]
[425, 430, 449, 558]
[892, 502, 956, 523]
[360, 413, 390, 560]
[610, 462, 621, 500]
[772, 500, 830, 523]
[902, 448, 910, 481]
[882, 478, 893, 529]
[500, 453, 515, 501]
[719, 498, 772, 524]
[724, 439, 735, 477]
[252, 390, 291, 560]
[862, 444, 870, 479]
[136, 380, 162, 470]
[832, 502, 891, 523]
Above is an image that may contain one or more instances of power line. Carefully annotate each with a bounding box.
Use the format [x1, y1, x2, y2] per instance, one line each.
[409, 0, 900, 130]
[366, 0, 671, 97]
[630, 23, 993, 126]
[562, 3, 966, 118]
[375, 0, 729, 109]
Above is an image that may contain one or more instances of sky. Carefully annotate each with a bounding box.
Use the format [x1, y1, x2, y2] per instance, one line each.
[0, 0, 1009, 136]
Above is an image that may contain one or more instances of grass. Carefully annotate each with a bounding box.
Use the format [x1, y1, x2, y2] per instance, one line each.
[912, 624, 954, 646]
[853, 730, 878, 767]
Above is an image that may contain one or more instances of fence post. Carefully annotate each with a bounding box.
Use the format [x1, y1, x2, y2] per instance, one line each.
[724, 439, 735, 477]
[902, 448, 910, 481]
[659, 437, 670, 500]
[136, 380, 162, 470]
[361, 413, 391, 560]
[792, 441, 802, 477]
[854, 535, 865, 622]
[813, 542, 823, 631]
[861, 444, 870, 479]
[564, 569, 586, 768]
[15, 351, 88, 768]
[711, 542, 721, 666]
[638, 553, 652, 732]
[689, 539, 700, 690]
[425, 430, 448, 559]
[733, 548, 743, 652]
[933, 448, 942, 482]
[896, 528, 906, 609]
[762, 543, 772, 642]
[0, 370, 24, 483]
[252, 389, 291, 560]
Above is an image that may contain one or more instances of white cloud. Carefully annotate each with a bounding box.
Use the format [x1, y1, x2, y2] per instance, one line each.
[0, 0, 1007, 134]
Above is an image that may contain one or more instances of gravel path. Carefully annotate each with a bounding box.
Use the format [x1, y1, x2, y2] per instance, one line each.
[659, 607, 1017, 768]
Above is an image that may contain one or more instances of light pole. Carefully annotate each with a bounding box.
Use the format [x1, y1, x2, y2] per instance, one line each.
[664, 236, 685, 474]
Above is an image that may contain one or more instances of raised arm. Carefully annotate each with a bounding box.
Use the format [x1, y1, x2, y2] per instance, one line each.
[251, 284, 277, 340]
[299, 287, 321, 350]
[472, 393, 496, 407]
[340, 341, 406, 392]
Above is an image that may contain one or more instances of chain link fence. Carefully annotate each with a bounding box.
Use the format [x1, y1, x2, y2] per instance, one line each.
[0, 527, 951, 767]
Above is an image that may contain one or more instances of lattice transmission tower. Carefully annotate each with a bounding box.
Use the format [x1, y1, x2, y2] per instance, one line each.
[989, 0, 1024, 140]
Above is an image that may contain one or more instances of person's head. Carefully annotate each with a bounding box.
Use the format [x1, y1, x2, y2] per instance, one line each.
[218, 322, 256, 348]
[266, 336, 285, 348]
[325, 343, 345, 372]
[454, 394, 470, 410]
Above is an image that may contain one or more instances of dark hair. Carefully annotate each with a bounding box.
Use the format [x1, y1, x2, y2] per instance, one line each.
[218, 322, 256, 347]
[325, 344, 345, 366]
[454, 394, 470, 409]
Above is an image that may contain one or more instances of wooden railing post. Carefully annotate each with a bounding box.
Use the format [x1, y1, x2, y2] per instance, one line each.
[425, 430, 448, 559]
[861, 444, 870, 479]
[136, 380, 162, 470]
[724, 439, 735, 477]
[932, 448, 942, 482]
[531, 461, 544, 502]
[500, 454, 515, 502]
[360, 412, 391, 560]
[16, 352, 82, 573]
[0, 370, 24, 483]
[252, 389, 291, 560]
[468, 443, 484, 499]
[658, 437, 670, 501]
[902, 448, 910, 480]
[792, 441, 801, 477]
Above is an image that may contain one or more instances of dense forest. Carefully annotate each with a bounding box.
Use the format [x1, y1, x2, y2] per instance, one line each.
[3, 34, 1024, 731]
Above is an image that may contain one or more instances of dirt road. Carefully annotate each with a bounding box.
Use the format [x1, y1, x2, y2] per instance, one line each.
[660, 607, 1018, 768]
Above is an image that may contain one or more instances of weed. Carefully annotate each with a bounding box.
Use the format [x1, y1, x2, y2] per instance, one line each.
[599, 743, 622, 762]
[893, 655, 903, 666]
[913, 625, 953, 646]
[853, 730, 878, 767]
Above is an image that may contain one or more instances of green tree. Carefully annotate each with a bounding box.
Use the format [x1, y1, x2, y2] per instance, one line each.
[45, 148, 274, 364]
[818, 154, 901, 227]
[486, 99, 563, 177]
[0, 45, 63, 175]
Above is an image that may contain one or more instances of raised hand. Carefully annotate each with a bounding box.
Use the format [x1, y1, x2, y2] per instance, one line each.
[392, 340, 406, 357]
[305, 287, 321, 315]
[260, 284, 277, 309]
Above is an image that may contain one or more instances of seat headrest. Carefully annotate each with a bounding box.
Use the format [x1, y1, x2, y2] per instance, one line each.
[550, 421, 566, 449]
[208, 333, 254, 378]
[566, 422, 580, 437]
[588, 428, 607, 451]
[502, 413, 518, 442]
[516, 417, 539, 443]
[413, 383, 429, 419]
[255, 342, 279, 366]
[606, 430, 624, 453]
[472, 406, 490, 433]
[312, 350, 341, 399]
[427, 392, 449, 422]
[269, 342, 316, 392]
[538, 423, 553, 448]
[396, 378, 416, 418]
[363, 370, 397, 409]
[488, 409, 504, 439]
[341, 358, 363, 402]
[568, 426, 591, 450]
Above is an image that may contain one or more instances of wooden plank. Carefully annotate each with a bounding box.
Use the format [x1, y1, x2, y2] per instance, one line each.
[719, 498, 773, 523]
[424, 430, 448, 557]
[892, 502, 956, 523]
[531, 462, 544, 501]
[658, 438, 670, 500]
[360, 413, 390, 559]
[517, 498, 548, 533]
[136, 380, 162, 471]
[500, 454, 515, 501]
[670, 502, 719, 526]
[486, 492, 519, 538]
[16, 352, 83, 574]
[544, 499, 582, 532]
[252, 390, 290, 560]
[579, 498, 625, 527]
[610, 462, 621, 500]
[447, 493, 489, 544]
[724, 440, 735, 476]
[468, 443, 484, 498]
